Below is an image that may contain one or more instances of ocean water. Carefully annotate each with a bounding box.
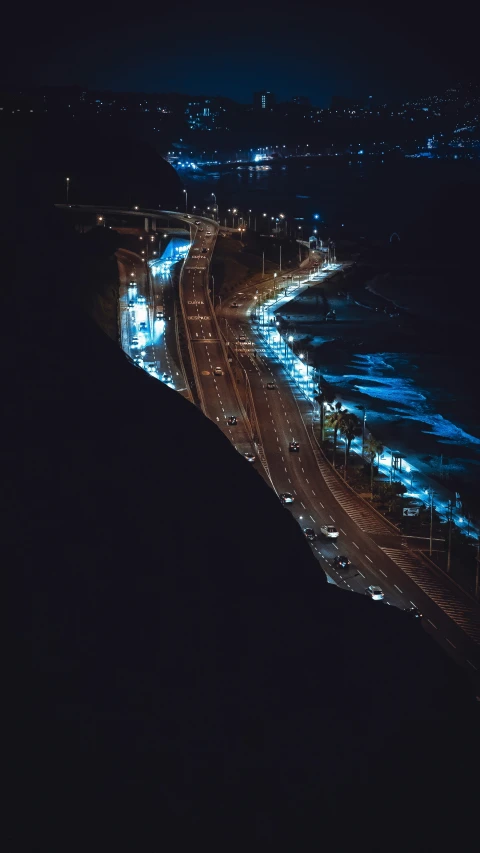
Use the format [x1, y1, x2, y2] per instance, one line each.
[321, 351, 480, 491]
[185, 156, 480, 242]
[185, 157, 480, 496]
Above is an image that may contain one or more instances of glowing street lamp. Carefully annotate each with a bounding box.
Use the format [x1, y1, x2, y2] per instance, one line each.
[183, 188, 188, 212]
[65, 176, 70, 204]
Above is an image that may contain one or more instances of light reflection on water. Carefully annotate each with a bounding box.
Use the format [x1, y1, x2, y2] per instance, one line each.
[323, 352, 480, 456]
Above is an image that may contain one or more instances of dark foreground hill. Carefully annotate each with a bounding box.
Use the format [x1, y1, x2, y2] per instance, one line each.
[6, 196, 479, 848]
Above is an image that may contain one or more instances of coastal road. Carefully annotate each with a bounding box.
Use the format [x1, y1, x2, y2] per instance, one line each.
[117, 248, 183, 391]
[180, 216, 255, 459]
[219, 293, 480, 686]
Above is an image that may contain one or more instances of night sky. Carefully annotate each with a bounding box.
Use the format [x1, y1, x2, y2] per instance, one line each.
[3, 0, 478, 104]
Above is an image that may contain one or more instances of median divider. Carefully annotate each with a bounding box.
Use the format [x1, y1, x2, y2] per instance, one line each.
[178, 259, 207, 413]
[204, 248, 255, 443]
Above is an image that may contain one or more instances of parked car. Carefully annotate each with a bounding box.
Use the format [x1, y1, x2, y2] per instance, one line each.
[280, 493, 294, 505]
[289, 441, 300, 452]
[333, 555, 350, 569]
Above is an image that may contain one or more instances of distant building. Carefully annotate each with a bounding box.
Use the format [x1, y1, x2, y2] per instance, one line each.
[185, 98, 227, 130]
[253, 91, 275, 110]
[292, 95, 310, 106]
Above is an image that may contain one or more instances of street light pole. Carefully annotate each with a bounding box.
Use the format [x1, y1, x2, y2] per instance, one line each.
[66, 176, 70, 204]
[262, 251, 265, 278]
[279, 245, 282, 272]
[183, 189, 188, 212]
[429, 489, 434, 557]
[211, 275, 215, 308]
[447, 501, 453, 573]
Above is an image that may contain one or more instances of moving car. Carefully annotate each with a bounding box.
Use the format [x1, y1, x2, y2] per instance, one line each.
[231, 302, 239, 308]
[206, 231, 212, 236]
[128, 280, 137, 288]
[139, 321, 147, 330]
[155, 309, 163, 320]
[365, 585, 384, 601]
[227, 416, 237, 425]
[280, 493, 294, 505]
[333, 555, 351, 569]
[304, 528, 316, 541]
[239, 335, 246, 342]
[320, 525, 339, 539]
[289, 441, 300, 452]
[244, 452, 256, 463]
[131, 337, 139, 348]
[138, 296, 147, 305]
[202, 248, 208, 253]
[128, 301, 135, 309]
[266, 382, 276, 390]
[213, 366, 223, 376]
[404, 607, 423, 620]
[195, 221, 201, 225]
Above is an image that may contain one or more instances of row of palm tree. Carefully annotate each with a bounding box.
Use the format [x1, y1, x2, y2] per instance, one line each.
[315, 379, 384, 490]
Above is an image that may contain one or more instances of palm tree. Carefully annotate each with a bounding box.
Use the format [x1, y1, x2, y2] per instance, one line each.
[314, 377, 336, 442]
[325, 403, 346, 468]
[339, 413, 362, 479]
[364, 435, 384, 496]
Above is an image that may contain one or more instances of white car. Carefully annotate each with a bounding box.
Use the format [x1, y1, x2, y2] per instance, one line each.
[365, 585, 384, 601]
[320, 525, 339, 539]
[213, 366, 223, 376]
[206, 231, 212, 236]
[239, 335, 246, 343]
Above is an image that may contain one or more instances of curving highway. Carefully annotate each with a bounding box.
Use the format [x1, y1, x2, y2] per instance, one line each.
[59, 203, 480, 690]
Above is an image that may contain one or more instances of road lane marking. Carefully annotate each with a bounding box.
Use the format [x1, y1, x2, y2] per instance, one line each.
[379, 570, 387, 577]
[352, 542, 359, 549]
[466, 659, 478, 671]
[301, 502, 306, 509]
[310, 515, 315, 522]
[332, 543, 338, 549]
[357, 570, 365, 578]
[329, 515, 335, 522]
[394, 584, 403, 593]
[311, 490, 316, 496]
[319, 502, 324, 508]
[427, 619, 438, 630]
[446, 638, 456, 649]
[340, 528, 346, 536]
[365, 555, 373, 563]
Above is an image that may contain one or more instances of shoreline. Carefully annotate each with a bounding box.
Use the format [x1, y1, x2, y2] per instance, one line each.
[275, 267, 480, 512]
